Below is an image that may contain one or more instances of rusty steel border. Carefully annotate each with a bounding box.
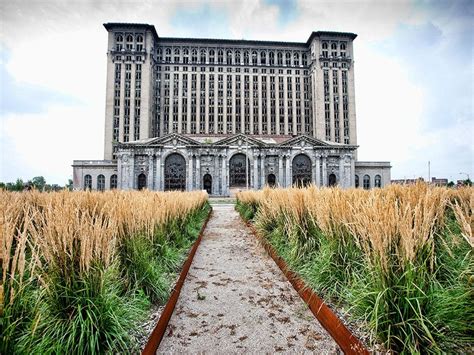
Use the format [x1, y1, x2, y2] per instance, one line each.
[245, 220, 369, 355]
[142, 207, 212, 355]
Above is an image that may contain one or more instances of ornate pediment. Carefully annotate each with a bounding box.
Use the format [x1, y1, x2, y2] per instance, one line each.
[280, 135, 331, 147]
[142, 133, 199, 147]
[213, 134, 264, 147]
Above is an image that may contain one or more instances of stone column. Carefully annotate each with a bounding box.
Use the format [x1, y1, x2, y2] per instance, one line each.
[129, 154, 135, 189]
[188, 154, 194, 191]
[315, 154, 321, 187]
[155, 153, 161, 191]
[214, 154, 219, 195]
[196, 154, 201, 190]
[339, 155, 344, 187]
[260, 154, 265, 188]
[278, 155, 284, 187]
[160, 153, 165, 191]
[221, 154, 227, 195]
[253, 153, 258, 189]
[322, 155, 327, 187]
[148, 154, 154, 190]
[285, 154, 291, 187]
[350, 155, 355, 187]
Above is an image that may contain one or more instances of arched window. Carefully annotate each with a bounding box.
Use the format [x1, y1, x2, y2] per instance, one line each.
[277, 52, 283, 65]
[252, 51, 258, 65]
[110, 174, 118, 189]
[137, 173, 147, 190]
[200, 49, 206, 63]
[285, 52, 291, 65]
[165, 48, 171, 55]
[363, 175, 370, 189]
[218, 49, 224, 64]
[174, 47, 180, 62]
[292, 154, 312, 187]
[355, 174, 359, 188]
[328, 173, 337, 187]
[322, 42, 328, 58]
[116, 34, 123, 42]
[230, 154, 250, 187]
[165, 48, 171, 62]
[269, 52, 275, 65]
[126, 34, 133, 50]
[235, 50, 241, 64]
[375, 175, 382, 188]
[136, 35, 144, 51]
[84, 175, 92, 190]
[165, 153, 186, 191]
[226, 50, 233, 65]
[302, 53, 308, 66]
[97, 174, 105, 191]
[340, 43, 346, 50]
[183, 48, 189, 63]
[331, 42, 338, 57]
[191, 48, 198, 63]
[293, 52, 300, 66]
[260, 51, 266, 65]
[209, 49, 215, 63]
[244, 51, 249, 65]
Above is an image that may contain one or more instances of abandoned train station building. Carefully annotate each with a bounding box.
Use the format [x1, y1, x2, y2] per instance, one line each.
[72, 23, 391, 195]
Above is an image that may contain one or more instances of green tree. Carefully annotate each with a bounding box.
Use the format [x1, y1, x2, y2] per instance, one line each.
[31, 176, 46, 191]
[66, 179, 73, 191]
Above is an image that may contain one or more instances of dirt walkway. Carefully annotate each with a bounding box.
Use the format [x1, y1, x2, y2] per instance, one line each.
[158, 204, 339, 353]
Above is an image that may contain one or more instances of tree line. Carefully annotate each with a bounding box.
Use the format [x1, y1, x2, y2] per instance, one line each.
[0, 176, 73, 191]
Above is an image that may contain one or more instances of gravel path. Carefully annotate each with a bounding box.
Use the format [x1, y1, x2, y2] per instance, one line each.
[158, 204, 340, 353]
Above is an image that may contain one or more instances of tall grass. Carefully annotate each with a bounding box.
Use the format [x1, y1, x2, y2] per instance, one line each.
[237, 184, 473, 353]
[1, 190, 208, 353]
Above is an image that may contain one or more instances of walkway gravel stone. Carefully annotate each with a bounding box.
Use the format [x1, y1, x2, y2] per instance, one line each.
[158, 204, 340, 353]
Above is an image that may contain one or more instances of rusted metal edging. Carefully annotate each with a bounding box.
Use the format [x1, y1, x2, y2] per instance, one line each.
[142, 207, 212, 355]
[244, 220, 369, 355]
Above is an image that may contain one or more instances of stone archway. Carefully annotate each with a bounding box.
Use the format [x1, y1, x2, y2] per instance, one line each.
[203, 174, 212, 195]
[328, 173, 337, 187]
[165, 153, 186, 191]
[292, 154, 312, 187]
[229, 153, 250, 187]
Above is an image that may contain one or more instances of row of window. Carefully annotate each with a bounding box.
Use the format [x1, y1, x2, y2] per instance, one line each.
[115, 34, 145, 52]
[159, 65, 309, 75]
[355, 174, 382, 189]
[84, 174, 118, 191]
[157, 48, 309, 67]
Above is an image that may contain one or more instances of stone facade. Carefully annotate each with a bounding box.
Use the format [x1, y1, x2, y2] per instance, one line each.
[72, 23, 391, 194]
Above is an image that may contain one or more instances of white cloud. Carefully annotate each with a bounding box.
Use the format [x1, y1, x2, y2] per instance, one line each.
[1, 103, 103, 183]
[1, 0, 472, 183]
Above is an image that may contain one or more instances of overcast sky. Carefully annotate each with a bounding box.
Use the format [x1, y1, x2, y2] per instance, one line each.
[1, 0, 472, 184]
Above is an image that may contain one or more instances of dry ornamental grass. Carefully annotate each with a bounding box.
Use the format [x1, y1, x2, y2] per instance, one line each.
[1, 189, 208, 353]
[237, 183, 473, 353]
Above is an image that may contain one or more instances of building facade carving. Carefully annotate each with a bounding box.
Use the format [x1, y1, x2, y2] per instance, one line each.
[73, 23, 391, 194]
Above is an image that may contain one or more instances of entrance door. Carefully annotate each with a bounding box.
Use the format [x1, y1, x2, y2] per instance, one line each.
[137, 173, 147, 190]
[229, 153, 249, 187]
[267, 173, 276, 187]
[203, 174, 212, 194]
[292, 154, 312, 187]
[164, 153, 186, 191]
[328, 173, 337, 187]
